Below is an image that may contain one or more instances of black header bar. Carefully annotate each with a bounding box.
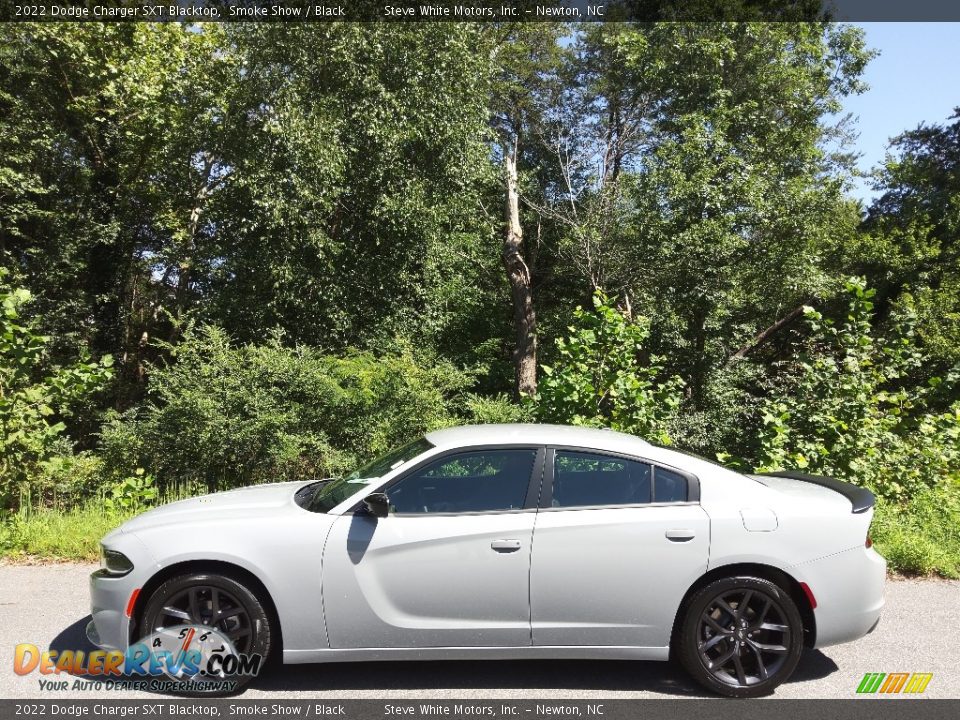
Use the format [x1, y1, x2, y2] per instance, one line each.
[3, 0, 960, 22]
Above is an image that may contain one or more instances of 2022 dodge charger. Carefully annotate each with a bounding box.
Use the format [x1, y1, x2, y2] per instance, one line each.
[89, 424, 885, 697]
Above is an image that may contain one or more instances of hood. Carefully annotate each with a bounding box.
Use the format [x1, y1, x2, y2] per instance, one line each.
[119, 480, 310, 533]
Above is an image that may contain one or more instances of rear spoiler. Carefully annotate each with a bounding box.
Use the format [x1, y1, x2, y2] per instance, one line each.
[758, 471, 876, 514]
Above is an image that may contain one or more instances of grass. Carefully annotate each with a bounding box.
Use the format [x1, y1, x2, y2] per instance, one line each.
[2, 487, 959, 578]
[870, 485, 960, 579]
[0, 504, 134, 562]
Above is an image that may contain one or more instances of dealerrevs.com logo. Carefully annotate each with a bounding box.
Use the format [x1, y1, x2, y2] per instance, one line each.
[15, 625, 262, 694]
[856, 672, 933, 694]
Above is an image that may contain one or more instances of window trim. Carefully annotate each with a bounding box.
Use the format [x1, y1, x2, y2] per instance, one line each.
[349, 444, 546, 517]
[540, 445, 700, 510]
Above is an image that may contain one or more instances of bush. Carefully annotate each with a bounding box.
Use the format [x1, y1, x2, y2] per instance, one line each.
[531, 291, 684, 444]
[462, 393, 529, 424]
[748, 279, 960, 501]
[23, 443, 105, 511]
[0, 271, 113, 509]
[103, 469, 158, 513]
[871, 486, 960, 578]
[101, 326, 475, 493]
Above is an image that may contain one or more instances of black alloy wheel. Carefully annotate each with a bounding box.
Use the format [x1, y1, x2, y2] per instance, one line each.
[140, 571, 274, 693]
[678, 576, 804, 697]
[149, 583, 253, 653]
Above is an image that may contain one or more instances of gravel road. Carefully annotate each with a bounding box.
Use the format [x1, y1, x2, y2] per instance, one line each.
[1, 563, 957, 699]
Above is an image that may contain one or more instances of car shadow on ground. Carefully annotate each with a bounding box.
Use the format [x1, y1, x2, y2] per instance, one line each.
[51, 617, 98, 655]
[250, 658, 709, 696]
[52, 617, 838, 698]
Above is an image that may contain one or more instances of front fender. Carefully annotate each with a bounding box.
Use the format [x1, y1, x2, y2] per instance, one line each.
[129, 508, 335, 653]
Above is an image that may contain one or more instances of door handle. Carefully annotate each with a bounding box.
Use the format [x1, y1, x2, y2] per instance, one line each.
[665, 529, 696, 542]
[491, 539, 522, 553]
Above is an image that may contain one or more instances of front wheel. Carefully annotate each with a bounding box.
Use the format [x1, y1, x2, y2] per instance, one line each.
[140, 572, 273, 694]
[677, 576, 804, 698]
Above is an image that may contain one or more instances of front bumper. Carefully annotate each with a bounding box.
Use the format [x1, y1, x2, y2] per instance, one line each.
[88, 568, 136, 651]
[88, 531, 157, 651]
[85, 618, 102, 647]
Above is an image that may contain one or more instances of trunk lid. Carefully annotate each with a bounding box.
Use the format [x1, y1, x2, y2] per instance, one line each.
[749, 471, 875, 514]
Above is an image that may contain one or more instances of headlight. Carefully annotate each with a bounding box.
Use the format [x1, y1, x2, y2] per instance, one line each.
[100, 546, 133, 576]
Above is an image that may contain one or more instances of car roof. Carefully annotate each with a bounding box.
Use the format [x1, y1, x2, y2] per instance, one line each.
[424, 423, 652, 455]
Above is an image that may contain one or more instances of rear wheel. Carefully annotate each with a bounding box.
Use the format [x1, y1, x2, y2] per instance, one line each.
[678, 576, 804, 697]
[141, 572, 272, 694]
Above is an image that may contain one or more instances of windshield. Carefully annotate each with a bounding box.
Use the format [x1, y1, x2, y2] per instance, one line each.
[307, 437, 434, 513]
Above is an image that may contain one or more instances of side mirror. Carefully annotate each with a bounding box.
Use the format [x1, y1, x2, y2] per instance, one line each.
[363, 492, 390, 518]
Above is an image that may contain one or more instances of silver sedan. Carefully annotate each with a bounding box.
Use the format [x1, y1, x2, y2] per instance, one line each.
[89, 424, 885, 697]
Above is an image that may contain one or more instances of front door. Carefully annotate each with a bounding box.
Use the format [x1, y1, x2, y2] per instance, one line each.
[530, 449, 710, 648]
[323, 447, 542, 648]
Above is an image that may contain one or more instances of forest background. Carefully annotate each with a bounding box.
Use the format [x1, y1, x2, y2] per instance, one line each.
[1, 20, 958, 575]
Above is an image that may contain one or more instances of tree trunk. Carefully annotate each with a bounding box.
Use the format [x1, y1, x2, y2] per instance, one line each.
[689, 302, 708, 407]
[177, 156, 215, 317]
[728, 302, 809, 363]
[503, 148, 537, 398]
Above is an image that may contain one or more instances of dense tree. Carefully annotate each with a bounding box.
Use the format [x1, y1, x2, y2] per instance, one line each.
[486, 24, 569, 398]
[205, 24, 496, 352]
[0, 23, 498, 402]
[0, 271, 112, 505]
[854, 111, 960, 371]
[1, 21, 957, 512]
[0, 24, 237, 404]
[565, 24, 870, 452]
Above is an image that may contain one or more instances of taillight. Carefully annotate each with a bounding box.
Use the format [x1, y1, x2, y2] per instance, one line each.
[799, 581, 817, 610]
[865, 533, 873, 548]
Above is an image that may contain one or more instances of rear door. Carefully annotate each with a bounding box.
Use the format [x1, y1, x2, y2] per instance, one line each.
[323, 446, 543, 648]
[530, 448, 710, 648]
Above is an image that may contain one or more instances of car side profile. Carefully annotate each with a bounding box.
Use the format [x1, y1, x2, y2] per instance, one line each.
[89, 424, 885, 697]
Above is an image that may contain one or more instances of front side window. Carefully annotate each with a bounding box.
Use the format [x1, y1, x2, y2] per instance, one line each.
[552, 451, 652, 508]
[386, 449, 537, 514]
[308, 437, 434, 513]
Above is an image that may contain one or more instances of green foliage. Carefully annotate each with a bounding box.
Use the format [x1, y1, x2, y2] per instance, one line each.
[565, 23, 871, 406]
[0, 272, 113, 507]
[101, 326, 474, 494]
[462, 393, 530, 425]
[871, 486, 960, 578]
[532, 291, 684, 444]
[853, 110, 960, 371]
[0, 504, 134, 562]
[750, 278, 960, 500]
[25, 444, 105, 512]
[193, 24, 496, 352]
[2, 23, 959, 575]
[103, 469, 157, 513]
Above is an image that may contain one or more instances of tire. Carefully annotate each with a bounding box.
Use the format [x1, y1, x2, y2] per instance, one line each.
[677, 576, 804, 698]
[140, 571, 273, 695]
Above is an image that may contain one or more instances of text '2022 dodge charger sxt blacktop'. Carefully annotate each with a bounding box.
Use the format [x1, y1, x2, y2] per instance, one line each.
[89, 424, 885, 697]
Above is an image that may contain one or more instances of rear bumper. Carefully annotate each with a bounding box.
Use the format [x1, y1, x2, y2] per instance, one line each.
[791, 545, 886, 649]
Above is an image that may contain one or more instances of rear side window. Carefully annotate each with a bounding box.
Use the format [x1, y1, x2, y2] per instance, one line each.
[552, 451, 652, 508]
[654, 466, 688, 503]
